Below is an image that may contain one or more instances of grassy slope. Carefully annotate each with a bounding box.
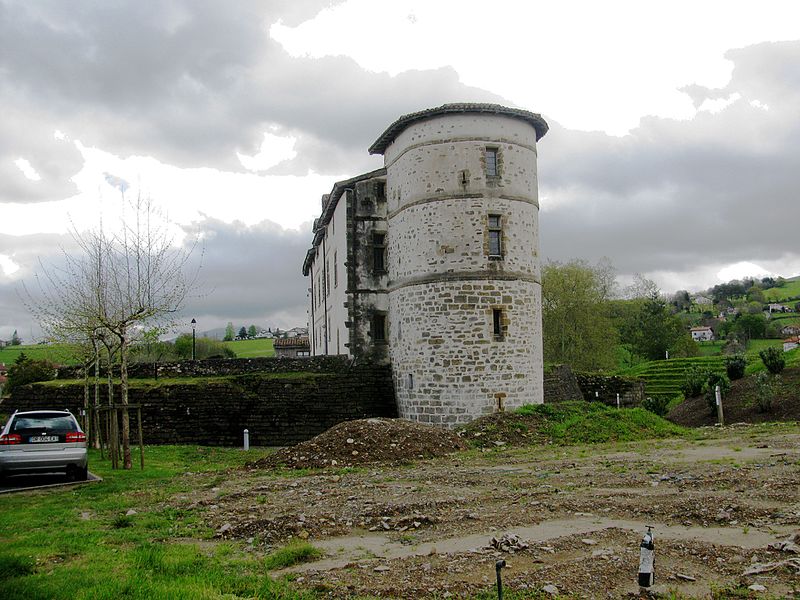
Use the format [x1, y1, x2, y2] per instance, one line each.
[223, 338, 275, 358]
[0, 446, 316, 599]
[461, 401, 688, 447]
[763, 277, 800, 302]
[0, 344, 82, 366]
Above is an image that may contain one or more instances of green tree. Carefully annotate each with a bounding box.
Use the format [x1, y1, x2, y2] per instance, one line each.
[238, 326, 247, 339]
[733, 313, 767, 341]
[10, 330, 21, 345]
[247, 325, 257, 338]
[613, 284, 685, 362]
[223, 322, 234, 342]
[541, 259, 618, 371]
[6, 354, 56, 395]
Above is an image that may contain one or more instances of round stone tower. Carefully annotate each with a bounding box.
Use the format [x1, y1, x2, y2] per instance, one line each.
[369, 103, 548, 426]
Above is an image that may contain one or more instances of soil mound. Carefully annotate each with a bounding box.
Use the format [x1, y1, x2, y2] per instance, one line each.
[458, 411, 552, 448]
[250, 418, 468, 469]
[668, 366, 800, 427]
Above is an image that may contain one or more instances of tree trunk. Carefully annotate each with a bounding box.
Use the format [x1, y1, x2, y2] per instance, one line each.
[120, 326, 132, 470]
[82, 360, 90, 438]
[106, 345, 117, 469]
[93, 343, 101, 450]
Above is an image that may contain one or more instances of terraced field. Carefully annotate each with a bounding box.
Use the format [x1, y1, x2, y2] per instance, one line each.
[621, 356, 725, 399]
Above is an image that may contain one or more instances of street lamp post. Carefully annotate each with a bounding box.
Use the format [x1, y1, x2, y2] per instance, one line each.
[191, 318, 197, 360]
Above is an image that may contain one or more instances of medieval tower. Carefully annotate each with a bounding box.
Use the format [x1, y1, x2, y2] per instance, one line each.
[305, 104, 548, 426]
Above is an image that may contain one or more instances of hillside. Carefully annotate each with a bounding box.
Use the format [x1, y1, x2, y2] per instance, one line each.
[621, 356, 724, 399]
[763, 275, 800, 302]
[668, 364, 800, 426]
[0, 343, 81, 366]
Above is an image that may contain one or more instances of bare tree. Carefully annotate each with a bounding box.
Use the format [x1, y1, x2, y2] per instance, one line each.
[24, 194, 199, 469]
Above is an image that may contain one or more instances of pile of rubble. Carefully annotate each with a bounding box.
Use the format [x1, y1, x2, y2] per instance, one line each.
[250, 418, 468, 469]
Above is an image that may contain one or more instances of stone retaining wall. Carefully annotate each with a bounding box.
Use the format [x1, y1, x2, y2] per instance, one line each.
[2, 364, 397, 447]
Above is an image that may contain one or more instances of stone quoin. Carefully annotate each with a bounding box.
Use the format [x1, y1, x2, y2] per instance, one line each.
[303, 103, 548, 426]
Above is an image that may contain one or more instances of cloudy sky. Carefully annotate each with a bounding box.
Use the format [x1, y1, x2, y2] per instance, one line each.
[2, 0, 799, 341]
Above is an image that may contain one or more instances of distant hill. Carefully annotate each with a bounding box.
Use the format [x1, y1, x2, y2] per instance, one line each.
[763, 276, 800, 303]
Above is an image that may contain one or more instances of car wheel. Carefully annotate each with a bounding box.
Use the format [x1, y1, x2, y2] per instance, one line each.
[77, 466, 88, 481]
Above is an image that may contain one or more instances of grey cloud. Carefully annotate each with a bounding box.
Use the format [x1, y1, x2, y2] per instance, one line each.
[539, 40, 800, 283]
[0, 0, 505, 201]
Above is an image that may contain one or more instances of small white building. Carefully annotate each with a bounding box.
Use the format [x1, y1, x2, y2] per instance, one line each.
[690, 326, 714, 342]
[694, 295, 713, 305]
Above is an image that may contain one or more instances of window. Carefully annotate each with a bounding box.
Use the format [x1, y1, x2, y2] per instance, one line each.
[373, 233, 386, 274]
[333, 251, 338, 288]
[485, 147, 498, 177]
[376, 181, 386, 202]
[488, 215, 502, 257]
[325, 261, 330, 295]
[493, 308, 504, 339]
[372, 313, 386, 343]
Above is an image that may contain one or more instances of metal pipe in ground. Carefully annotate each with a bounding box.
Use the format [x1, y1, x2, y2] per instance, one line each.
[495, 559, 506, 600]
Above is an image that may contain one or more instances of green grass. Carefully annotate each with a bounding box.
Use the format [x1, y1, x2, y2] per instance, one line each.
[263, 543, 322, 570]
[0, 343, 82, 366]
[515, 402, 688, 445]
[35, 371, 330, 388]
[223, 338, 275, 358]
[762, 277, 800, 302]
[0, 445, 317, 599]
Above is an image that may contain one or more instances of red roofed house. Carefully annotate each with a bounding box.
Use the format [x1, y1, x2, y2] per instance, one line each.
[783, 336, 800, 353]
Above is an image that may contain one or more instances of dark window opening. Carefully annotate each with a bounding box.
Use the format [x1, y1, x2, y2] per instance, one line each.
[373, 233, 386, 273]
[488, 215, 502, 257]
[372, 313, 387, 343]
[376, 181, 386, 202]
[485, 147, 498, 177]
[493, 308, 504, 338]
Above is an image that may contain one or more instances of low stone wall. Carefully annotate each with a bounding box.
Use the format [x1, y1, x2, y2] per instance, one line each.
[3, 365, 397, 447]
[543, 364, 585, 403]
[55, 355, 350, 381]
[574, 372, 645, 408]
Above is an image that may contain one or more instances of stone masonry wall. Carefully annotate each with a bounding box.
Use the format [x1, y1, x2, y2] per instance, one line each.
[385, 113, 544, 426]
[4, 364, 397, 446]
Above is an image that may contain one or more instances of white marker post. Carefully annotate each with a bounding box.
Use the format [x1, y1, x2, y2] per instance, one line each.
[715, 385, 724, 426]
[616, 393, 620, 409]
[243, 429, 250, 451]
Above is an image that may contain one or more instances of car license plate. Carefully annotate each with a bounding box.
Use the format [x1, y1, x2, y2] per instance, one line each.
[30, 435, 59, 443]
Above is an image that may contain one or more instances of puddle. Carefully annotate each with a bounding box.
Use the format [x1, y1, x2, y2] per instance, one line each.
[288, 516, 795, 573]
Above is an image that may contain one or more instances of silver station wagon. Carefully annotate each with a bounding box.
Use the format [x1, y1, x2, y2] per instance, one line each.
[0, 410, 88, 481]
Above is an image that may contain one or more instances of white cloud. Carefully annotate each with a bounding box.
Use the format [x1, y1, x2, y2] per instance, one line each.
[13, 158, 42, 181]
[237, 130, 298, 172]
[0, 254, 20, 277]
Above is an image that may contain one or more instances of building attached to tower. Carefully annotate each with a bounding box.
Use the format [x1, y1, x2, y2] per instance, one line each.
[303, 104, 548, 426]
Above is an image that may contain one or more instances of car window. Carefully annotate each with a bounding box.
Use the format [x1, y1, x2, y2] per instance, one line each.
[12, 415, 77, 434]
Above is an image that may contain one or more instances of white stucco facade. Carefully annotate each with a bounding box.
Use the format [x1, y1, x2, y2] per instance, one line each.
[304, 104, 548, 426]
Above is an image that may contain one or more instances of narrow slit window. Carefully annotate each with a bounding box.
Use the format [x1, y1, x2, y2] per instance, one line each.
[372, 313, 386, 343]
[333, 250, 338, 288]
[493, 308, 503, 338]
[488, 215, 502, 257]
[485, 147, 498, 177]
[376, 181, 386, 202]
[373, 233, 386, 273]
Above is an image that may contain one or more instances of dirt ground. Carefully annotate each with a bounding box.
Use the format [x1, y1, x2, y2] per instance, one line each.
[177, 423, 800, 598]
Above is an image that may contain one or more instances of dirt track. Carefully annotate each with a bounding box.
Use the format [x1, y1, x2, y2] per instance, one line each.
[186, 423, 800, 598]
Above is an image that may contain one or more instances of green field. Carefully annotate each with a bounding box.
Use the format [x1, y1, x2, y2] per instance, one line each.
[763, 276, 800, 302]
[0, 343, 81, 366]
[223, 338, 275, 358]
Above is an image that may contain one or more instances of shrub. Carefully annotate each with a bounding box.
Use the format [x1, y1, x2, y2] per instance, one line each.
[753, 372, 780, 412]
[759, 346, 785, 374]
[641, 395, 671, 417]
[704, 372, 731, 412]
[681, 365, 712, 398]
[723, 353, 747, 380]
[6, 354, 57, 395]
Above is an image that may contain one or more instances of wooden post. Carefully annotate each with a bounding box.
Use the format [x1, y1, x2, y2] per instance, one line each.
[715, 385, 724, 426]
[137, 406, 144, 470]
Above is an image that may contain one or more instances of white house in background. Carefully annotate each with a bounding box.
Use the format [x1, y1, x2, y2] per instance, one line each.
[694, 295, 713, 305]
[690, 326, 714, 342]
[768, 303, 792, 313]
[783, 336, 800, 352]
